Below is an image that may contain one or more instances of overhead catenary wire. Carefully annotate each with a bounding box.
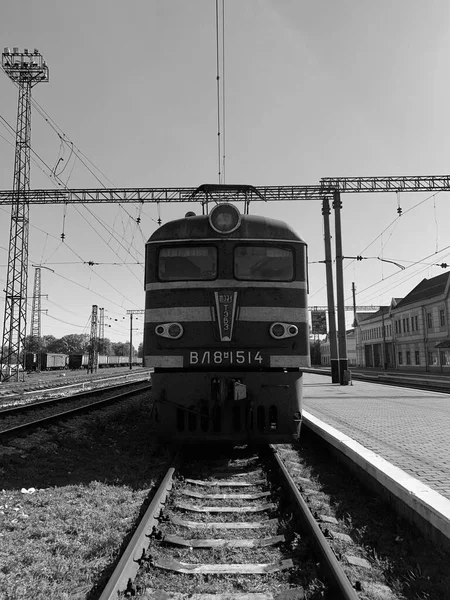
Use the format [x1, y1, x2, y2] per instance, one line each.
[0, 89, 146, 302]
[215, 0, 222, 183]
[221, 0, 226, 183]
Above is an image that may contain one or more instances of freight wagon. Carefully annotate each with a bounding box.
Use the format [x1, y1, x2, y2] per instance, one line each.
[68, 354, 143, 369]
[25, 352, 68, 371]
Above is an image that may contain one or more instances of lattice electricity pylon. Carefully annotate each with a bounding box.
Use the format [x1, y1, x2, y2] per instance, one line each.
[98, 307, 105, 354]
[87, 305, 99, 374]
[29, 266, 42, 371]
[30, 267, 42, 340]
[0, 48, 49, 382]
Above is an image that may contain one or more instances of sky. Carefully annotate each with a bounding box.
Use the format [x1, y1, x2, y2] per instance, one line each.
[2, 0, 450, 346]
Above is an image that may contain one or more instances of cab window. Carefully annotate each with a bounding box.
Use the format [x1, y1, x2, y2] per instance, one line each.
[234, 246, 294, 281]
[158, 246, 217, 281]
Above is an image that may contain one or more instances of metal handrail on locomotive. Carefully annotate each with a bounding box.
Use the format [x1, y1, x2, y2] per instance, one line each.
[144, 190, 309, 444]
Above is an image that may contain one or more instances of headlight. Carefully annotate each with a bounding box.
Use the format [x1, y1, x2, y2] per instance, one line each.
[209, 203, 241, 234]
[269, 322, 298, 340]
[155, 323, 184, 339]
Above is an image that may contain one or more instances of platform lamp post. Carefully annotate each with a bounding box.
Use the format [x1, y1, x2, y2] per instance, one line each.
[0, 47, 49, 382]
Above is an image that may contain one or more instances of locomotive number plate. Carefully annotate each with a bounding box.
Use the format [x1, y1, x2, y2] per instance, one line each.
[188, 350, 265, 366]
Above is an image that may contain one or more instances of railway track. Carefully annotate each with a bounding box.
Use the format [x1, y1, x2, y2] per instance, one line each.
[99, 446, 359, 600]
[0, 368, 152, 408]
[0, 379, 152, 440]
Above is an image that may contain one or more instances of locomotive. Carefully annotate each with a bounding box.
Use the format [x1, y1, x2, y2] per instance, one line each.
[144, 189, 309, 444]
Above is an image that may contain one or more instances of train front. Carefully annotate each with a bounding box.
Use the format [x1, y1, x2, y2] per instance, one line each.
[144, 202, 309, 444]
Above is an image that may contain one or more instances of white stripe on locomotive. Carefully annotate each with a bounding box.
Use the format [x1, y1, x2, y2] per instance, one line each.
[145, 306, 308, 322]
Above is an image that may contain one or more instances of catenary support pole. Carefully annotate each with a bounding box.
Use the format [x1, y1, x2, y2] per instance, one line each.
[333, 191, 348, 385]
[322, 197, 339, 383]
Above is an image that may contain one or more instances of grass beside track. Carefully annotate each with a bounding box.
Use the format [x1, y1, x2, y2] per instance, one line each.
[0, 393, 170, 600]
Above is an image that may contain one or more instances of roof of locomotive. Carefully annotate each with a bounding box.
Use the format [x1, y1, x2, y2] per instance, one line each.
[147, 212, 306, 243]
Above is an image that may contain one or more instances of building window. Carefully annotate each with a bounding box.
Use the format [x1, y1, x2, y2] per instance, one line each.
[427, 312, 432, 329]
[406, 351, 411, 365]
[440, 309, 445, 327]
[415, 351, 420, 365]
[406, 318, 410, 332]
[414, 315, 418, 331]
[428, 352, 438, 366]
[398, 351, 403, 365]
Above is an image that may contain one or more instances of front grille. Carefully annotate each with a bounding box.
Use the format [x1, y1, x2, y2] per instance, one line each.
[175, 404, 278, 434]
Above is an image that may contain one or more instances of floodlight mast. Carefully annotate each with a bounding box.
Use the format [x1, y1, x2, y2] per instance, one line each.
[0, 48, 49, 382]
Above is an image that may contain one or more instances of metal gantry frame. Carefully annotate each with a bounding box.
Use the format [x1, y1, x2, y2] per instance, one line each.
[2, 178, 450, 384]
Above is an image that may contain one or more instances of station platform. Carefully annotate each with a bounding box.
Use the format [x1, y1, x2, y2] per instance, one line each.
[302, 372, 450, 547]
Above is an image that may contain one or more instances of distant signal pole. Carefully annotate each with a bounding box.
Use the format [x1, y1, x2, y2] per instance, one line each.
[126, 310, 144, 369]
[0, 47, 49, 382]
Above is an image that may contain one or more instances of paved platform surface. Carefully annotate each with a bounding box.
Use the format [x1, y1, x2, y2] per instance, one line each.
[302, 372, 450, 499]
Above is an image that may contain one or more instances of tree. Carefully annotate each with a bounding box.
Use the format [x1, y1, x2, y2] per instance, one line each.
[98, 338, 112, 356]
[137, 342, 143, 358]
[24, 335, 41, 354]
[41, 335, 57, 352]
[45, 334, 89, 354]
[111, 341, 135, 357]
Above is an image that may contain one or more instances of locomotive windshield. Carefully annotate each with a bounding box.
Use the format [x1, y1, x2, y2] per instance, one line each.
[158, 246, 217, 281]
[234, 246, 294, 281]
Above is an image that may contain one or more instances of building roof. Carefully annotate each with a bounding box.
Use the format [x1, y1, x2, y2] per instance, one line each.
[355, 311, 377, 324]
[395, 272, 450, 309]
[357, 307, 389, 324]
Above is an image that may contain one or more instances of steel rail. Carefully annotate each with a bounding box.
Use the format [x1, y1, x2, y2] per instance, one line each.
[0, 383, 151, 439]
[98, 459, 178, 600]
[270, 445, 360, 600]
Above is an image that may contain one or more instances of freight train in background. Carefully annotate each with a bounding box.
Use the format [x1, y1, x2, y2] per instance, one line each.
[144, 184, 310, 445]
[24, 352, 142, 371]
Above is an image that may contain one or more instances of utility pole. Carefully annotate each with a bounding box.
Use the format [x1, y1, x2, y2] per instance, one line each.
[126, 310, 144, 369]
[352, 282, 357, 327]
[0, 47, 49, 382]
[88, 305, 98, 374]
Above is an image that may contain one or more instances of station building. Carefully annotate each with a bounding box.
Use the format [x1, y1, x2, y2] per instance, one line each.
[320, 329, 357, 367]
[390, 272, 450, 372]
[318, 272, 450, 372]
[356, 301, 400, 368]
[355, 272, 450, 372]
